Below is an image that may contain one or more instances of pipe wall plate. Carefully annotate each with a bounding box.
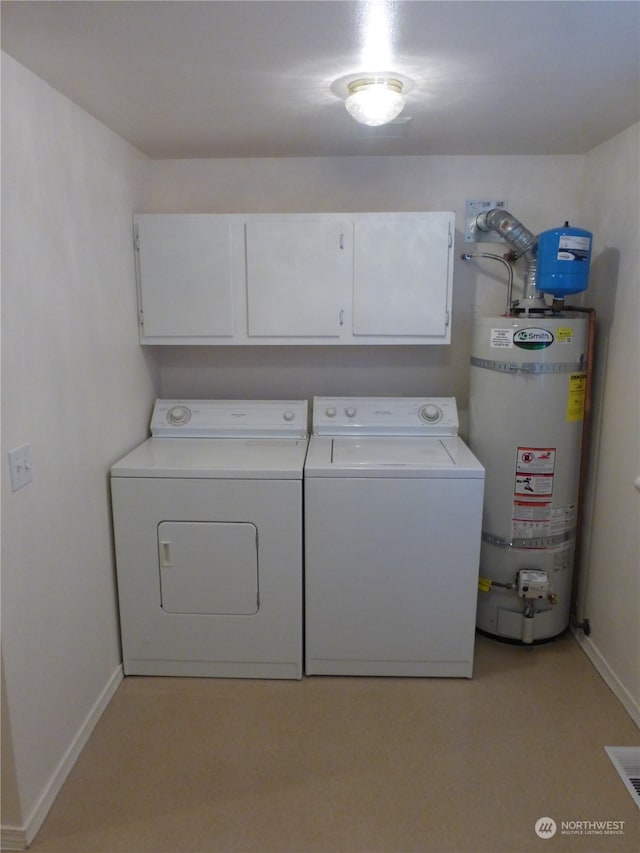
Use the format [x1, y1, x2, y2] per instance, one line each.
[464, 199, 508, 242]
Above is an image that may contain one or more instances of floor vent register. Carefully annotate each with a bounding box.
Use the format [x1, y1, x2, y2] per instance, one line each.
[605, 746, 640, 809]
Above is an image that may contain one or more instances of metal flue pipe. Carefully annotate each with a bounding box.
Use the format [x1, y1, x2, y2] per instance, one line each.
[474, 208, 544, 310]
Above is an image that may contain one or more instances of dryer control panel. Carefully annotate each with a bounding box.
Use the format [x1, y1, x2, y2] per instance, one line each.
[312, 396, 459, 436]
[151, 399, 308, 438]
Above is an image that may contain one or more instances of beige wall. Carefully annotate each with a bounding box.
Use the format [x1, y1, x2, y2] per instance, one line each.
[577, 123, 640, 722]
[1, 53, 159, 843]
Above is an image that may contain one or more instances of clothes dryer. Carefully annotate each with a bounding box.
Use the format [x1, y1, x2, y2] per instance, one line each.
[304, 397, 484, 677]
[111, 399, 308, 679]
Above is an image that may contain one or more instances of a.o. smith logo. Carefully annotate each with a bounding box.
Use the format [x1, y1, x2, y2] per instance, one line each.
[513, 328, 554, 350]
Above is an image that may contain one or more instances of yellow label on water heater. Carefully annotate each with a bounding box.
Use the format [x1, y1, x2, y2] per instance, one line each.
[567, 373, 586, 422]
[556, 327, 574, 343]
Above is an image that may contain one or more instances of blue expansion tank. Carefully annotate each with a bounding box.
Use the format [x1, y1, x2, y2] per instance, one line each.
[536, 223, 592, 297]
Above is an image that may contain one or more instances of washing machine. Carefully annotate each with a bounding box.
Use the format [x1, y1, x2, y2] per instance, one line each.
[304, 396, 485, 677]
[111, 399, 308, 679]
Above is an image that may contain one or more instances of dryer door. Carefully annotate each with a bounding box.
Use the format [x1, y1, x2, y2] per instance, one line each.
[158, 521, 259, 615]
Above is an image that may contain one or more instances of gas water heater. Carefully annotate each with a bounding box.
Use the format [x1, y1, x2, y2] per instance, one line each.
[466, 210, 593, 643]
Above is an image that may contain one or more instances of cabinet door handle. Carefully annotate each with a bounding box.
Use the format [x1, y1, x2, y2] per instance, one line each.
[339, 309, 344, 326]
[339, 233, 344, 250]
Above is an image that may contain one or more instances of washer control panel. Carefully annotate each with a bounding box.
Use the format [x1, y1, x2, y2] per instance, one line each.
[312, 397, 459, 435]
[150, 399, 308, 437]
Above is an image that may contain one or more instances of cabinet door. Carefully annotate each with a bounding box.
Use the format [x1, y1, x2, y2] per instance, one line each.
[245, 217, 346, 338]
[135, 215, 235, 340]
[352, 213, 453, 340]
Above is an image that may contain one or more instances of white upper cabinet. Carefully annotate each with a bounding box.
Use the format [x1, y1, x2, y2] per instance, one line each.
[352, 213, 453, 340]
[135, 215, 236, 342]
[245, 218, 348, 339]
[134, 212, 454, 345]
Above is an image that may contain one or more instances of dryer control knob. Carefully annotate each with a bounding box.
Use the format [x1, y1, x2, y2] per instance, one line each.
[167, 405, 191, 425]
[345, 407, 357, 418]
[283, 411, 295, 421]
[420, 403, 442, 423]
[325, 407, 337, 418]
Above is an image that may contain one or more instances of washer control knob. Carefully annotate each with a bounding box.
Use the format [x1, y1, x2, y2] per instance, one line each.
[167, 405, 191, 425]
[283, 410, 295, 422]
[420, 403, 442, 423]
[325, 407, 337, 418]
[345, 407, 357, 418]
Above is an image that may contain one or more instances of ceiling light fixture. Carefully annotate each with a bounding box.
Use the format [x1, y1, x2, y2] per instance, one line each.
[344, 77, 405, 127]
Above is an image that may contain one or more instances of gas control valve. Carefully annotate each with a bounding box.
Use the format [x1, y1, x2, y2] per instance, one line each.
[517, 570, 549, 601]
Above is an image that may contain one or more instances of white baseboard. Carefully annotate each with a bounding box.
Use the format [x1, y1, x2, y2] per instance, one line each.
[0, 827, 27, 852]
[1, 664, 123, 851]
[573, 629, 640, 729]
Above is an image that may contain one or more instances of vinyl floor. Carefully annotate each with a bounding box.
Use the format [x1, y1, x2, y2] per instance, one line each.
[28, 633, 640, 853]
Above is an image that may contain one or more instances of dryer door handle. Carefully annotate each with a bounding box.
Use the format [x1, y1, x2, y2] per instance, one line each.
[160, 540, 172, 568]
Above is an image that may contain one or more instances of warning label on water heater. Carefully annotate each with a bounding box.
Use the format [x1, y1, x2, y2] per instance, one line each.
[515, 447, 555, 496]
[511, 500, 552, 539]
[511, 501, 577, 542]
[555, 327, 575, 343]
[515, 473, 554, 496]
[512, 448, 557, 540]
[567, 373, 586, 422]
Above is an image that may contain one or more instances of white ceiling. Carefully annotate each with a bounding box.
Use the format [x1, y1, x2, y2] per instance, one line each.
[2, 1, 639, 159]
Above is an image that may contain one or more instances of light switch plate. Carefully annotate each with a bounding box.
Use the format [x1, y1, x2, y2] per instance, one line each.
[8, 444, 33, 492]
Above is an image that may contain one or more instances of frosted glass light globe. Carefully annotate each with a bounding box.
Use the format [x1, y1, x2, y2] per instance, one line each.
[345, 79, 405, 127]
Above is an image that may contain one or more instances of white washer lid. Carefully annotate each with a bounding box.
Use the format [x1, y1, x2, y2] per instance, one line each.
[111, 437, 309, 479]
[304, 435, 485, 478]
[332, 437, 455, 466]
